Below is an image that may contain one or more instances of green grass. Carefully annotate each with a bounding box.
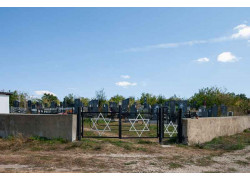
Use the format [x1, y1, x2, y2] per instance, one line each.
[194, 129, 250, 151]
[234, 160, 249, 166]
[124, 161, 137, 165]
[168, 162, 183, 169]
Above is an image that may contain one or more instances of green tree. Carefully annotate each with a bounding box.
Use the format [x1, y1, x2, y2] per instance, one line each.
[64, 93, 74, 106]
[157, 94, 167, 104]
[139, 93, 157, 106]
[80, 97, 90, 106]
[95, 89, 107, 107]
[9, 90, 18, 106]
[41, 93, 59, 106]
[109, 94, 125, 104]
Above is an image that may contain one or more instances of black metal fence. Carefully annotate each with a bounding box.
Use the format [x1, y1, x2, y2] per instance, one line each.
[77, 106, 183, 144]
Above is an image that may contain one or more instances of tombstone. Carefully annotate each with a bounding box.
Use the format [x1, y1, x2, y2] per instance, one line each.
[63, 99, 67, 108]
[60, 102, 63, 107]
[201, 106, 208, 117]
[122, 98, 130, 112]
[151, 104, 159, 121]
[208, 107, 212, 117]
[178, 100, 187, 117]
[27, 100, 32, 109]
[169, 101, 176, 115]
[88, 100, 99, 112]
[44, 103, 48, 108]
[102, 104, 109, 112]
[74, 99, 83, 113]
[31, 104, 36, 109]
[51, 101, 56, 108]
[36, 102, 42, 109]
[212, 104, 218, 117]
[13, 100, 20, 107]
[221, 104, 227, 117]
[109, 102, 118, 112]
[129, 103, 137, 118]
[228, 111, 233, 116]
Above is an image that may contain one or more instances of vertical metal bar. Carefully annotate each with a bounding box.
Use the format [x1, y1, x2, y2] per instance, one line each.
[156, 108, 159, 137]
[81, 107, 84, 137]
[178, 108, 183, 143]
[119, 105, 122, 139]
[159, 107, 163, 144]
[77, 107, 81, 141]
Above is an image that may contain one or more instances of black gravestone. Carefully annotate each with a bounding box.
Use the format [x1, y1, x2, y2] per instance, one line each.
[221, 104, 227, 116]
[51, 101, 56, 108]
[109, 102, 118, 112]
[88, 100, 99, 112]
[129, 103, 137, 118]
[74, 99, 83, 113]
[212, 104, 218, 117]
[122, 98, 130, 112]
[27, 100, 32, 109]
[102, 104, 109, 112]
[169, 101, 176, 115]
[13, 100, 20, 107]
[151, 104, 159, 121]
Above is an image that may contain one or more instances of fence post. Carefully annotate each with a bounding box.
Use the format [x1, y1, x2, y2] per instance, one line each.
[77, 107, 82, 141]
[159, 107, 163, 144]
[119, 105, 122, 139]
[81, 107, 84, 137]
[177, 108, 183, 143]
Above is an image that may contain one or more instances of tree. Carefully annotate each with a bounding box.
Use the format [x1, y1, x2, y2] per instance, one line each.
[80, 97, 90, 106]
[64, 94, 74, 106]
[139, 93, 157, 105]
[95, 89, 107, 107]
[41, 93, 59, 106]
[9, 90, 18, 106]
[109, 94, 125, 104]
[157, 95, 167, 104]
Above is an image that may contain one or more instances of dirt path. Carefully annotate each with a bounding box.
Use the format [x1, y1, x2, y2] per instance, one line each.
[0, 144, 249, 173]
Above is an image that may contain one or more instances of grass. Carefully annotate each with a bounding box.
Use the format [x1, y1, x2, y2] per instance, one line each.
[195, 156, 215, 167]
[168, 162, 183, 169]
[234, 160, 249, 166]
[124, 161, 137, 165]
[194, 129, 250, 151]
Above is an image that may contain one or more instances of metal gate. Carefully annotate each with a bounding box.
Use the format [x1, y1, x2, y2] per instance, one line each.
[77, 106, 183, 144]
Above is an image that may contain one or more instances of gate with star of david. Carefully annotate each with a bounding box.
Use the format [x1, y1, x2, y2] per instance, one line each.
[76, 106, 183, 143]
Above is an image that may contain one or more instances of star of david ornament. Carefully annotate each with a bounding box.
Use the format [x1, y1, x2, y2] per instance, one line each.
[91, 113, 111, 136]
[164, 121, 178, 137]
[129, 113, 150, 137]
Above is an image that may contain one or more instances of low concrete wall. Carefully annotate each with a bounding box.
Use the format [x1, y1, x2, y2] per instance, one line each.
[182, 116, 250, 145]
[0, 114, 77, 141]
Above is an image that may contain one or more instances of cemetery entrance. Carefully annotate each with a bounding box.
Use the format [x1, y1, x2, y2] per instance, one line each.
[77, 106, 183, 144]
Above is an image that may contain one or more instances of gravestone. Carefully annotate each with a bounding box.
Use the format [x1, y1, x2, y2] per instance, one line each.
[27, 100, 32, 109]
[212, 104, 218, 117]
[201, 106, 208, 117]
[74, 99, 83, 113]
[169, 101, 176, 115]
[208, 107, 212, 117]
[122, 98, 130, 112]
[151, 104, 159, 121]
[221, 104, 228, 117]
[228, 111, 233, 116]
[102, 104, 109, 112]
[178, 100, 187, 117]
[60, 102, 63, 107]
[63, 99, 67, 108]
[13, 100, 20, 107]
[88, 100, 99, 112]
[51, 101, 56, 108]
[129, 103, 137, 118]
[163, 101, 169, 108]
[109, 102, 118, 112]
[44, 103, 48, 108]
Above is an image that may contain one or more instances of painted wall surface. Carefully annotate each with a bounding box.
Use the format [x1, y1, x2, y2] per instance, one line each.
[0, 114, 77, 141]
[0, 94, 9, 114]
[182, 116, 250, 145]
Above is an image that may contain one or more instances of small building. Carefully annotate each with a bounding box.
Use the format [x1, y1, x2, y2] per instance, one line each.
[0, 92, 12, 114]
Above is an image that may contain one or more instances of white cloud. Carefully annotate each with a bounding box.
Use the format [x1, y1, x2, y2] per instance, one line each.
[34, 90, 56, 96]
[115, 81, 137, 88]
[196, 57, 210, 63]
[217, 52, 238, 63]
[232, 24, 250, 39]
[121, 24, 250, 53]
[121, 75, 130, 79]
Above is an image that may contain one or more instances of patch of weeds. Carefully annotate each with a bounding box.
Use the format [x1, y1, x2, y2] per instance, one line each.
[227, 168, 237, 172]
[168, 162, 183, 169]
[30, 136, 68, 144]
[195, 156, 215, 167]
[124, 161, 137, 165]
[234, 160, 249, 166]
[137, 140, 156, 145]
[243, 129, 250, 133]
[136, 147, 147, 152]
[203, 170, 221, 173]
[103, 139, 133, 150]
[30, 146, 42, 151]
[149, 162, 157, 166]
[93, 145, 102, 151]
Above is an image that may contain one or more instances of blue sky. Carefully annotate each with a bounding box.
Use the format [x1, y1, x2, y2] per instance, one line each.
[0, 8, 250, 100]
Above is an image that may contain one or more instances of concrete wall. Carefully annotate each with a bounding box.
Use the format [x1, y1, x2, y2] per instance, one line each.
[0, 94, 9, 114]
[182, 116, 250, 145]
[0, 114, 77, 141]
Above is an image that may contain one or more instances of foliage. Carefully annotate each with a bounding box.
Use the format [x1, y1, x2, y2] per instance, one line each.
[109, 94, 125, 104]
[95, 89, 107, 107]
[156, 94, 167, 104]
[80, 97, 90, 106]
[64, 93, 74, 106]
[139, 93, 157, 105]
[9, 90, 18, 106]
[41, 93, 59, 106]
[9, 90, 28, 108]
